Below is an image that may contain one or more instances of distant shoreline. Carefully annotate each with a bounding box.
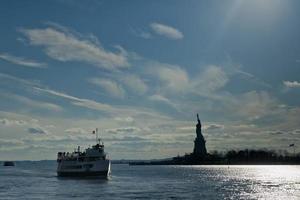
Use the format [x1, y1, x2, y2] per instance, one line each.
[129, 162, 300, 166]
[1, 160, 300, 166]
[129, 149, 300, 166]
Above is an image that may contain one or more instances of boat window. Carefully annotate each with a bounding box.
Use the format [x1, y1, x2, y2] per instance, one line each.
[83, 164, 93, 169]
[61, 165, 82, 169]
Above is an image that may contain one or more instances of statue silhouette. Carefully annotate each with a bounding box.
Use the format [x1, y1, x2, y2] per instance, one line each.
[193, 113, 207, 157]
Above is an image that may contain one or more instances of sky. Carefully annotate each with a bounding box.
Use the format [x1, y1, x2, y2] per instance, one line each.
[0, 0, 300, 160]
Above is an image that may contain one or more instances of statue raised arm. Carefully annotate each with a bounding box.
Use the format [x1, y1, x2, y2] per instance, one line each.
[197, 113, 201, 125]
[196, 113, 202, 131]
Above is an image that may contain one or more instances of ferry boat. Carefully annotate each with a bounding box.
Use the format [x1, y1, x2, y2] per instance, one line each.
[57, 129, 111, 177]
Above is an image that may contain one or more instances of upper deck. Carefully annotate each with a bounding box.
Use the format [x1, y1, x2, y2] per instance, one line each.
[57, 139, 107, 162]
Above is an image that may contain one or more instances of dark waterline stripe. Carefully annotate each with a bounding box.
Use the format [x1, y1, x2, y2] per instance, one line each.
[57, 170, 108, 177]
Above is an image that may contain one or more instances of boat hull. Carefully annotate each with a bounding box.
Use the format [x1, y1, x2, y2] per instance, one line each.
[57, 159, 110, 177]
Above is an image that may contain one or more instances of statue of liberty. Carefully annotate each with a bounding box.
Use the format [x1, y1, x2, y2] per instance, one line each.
[193, 113, 207, 157]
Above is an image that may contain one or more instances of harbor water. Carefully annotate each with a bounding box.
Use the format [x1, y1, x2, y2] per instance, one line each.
[1, 161, 300, 199]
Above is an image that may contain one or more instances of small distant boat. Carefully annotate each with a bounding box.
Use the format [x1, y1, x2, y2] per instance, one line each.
[56, 129, 111, 178]
[3, 161, 15, 166]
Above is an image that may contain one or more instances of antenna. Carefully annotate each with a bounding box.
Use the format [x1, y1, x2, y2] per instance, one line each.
[95, 128, 98, 143]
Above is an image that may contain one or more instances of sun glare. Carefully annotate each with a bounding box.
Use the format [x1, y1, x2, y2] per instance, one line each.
[239, 0, 288, 21]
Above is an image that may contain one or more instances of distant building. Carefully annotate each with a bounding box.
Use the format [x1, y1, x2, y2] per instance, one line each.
[193, 114, 207, 157]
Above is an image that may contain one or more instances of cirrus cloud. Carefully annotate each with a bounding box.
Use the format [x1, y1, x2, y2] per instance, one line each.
[19, 24, 129, 70]
[105, 126, 141, 134]
[89, 78, 125, 98]
[120, 74, 148, 95]
[0, 53, 47, 68]
[150, 22, 183, 40]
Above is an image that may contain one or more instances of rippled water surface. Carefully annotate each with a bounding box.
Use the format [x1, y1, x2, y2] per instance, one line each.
[0, 161, 300, 199]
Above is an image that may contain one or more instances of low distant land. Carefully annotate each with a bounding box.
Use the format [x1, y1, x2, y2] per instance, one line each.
[128, 149, 300, 165]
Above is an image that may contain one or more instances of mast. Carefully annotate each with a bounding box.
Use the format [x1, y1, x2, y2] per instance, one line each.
[95, 128, 100, 144]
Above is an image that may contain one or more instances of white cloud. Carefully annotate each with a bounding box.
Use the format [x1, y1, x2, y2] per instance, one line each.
[153, 64, 189, 93]
[149, 94, 176, 108]
[71, 99, 113, 112]
[149, 64, 227, 96]
[89, 78, 125, 98]
[105, 126, 141, 134]
[34, 87, 81, 101]
[283, 80, 300, 88]
[65, 127, 88, 134]
[0, 115, 52, 137]
[120, 74, 148, 95]
[177, 126, 195, 131]
[0, 139, 24, 146]
[192, 65, 229, 93]
[114, 116, 134, 123]
[34, 87, 113, 112]
[20, 25, 129, 70]
[33, 87, 167, 118]
[226, 90, 278, 120]
[150, 22, 183, 40]
[0, 53, 47, 68]
[203, 124, 224, 131]
[0, 118, 27, 126]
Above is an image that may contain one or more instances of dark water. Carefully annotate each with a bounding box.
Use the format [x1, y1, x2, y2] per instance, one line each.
[0, 161, 299, 200]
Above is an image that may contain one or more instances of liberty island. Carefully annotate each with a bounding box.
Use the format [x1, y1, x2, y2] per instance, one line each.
[130, 114, 300, 165]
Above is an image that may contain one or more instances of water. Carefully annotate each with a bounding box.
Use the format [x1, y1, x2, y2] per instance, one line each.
[0, 161, 300, 200]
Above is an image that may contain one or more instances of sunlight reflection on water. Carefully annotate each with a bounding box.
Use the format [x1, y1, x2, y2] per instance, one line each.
[247, 165, 300, 199]
[182, 165, 300, 200]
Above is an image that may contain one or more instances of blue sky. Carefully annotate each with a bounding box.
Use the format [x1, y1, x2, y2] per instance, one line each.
[0, 0, 300, 160]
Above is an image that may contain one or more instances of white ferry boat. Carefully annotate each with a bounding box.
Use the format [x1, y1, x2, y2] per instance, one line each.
[57, 129, 110, 177]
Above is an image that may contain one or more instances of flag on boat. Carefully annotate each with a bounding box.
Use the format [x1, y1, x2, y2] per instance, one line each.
[92, 130, 95, 134]
[289, 144, 295, 147]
